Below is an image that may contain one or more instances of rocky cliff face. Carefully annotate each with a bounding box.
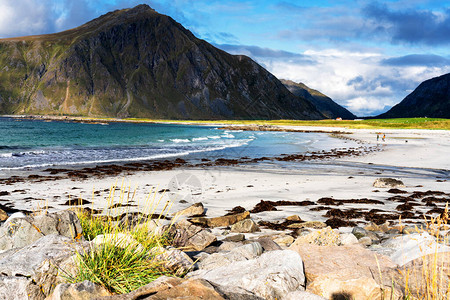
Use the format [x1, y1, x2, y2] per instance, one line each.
[0, 5, 323, 120]
[281, 80, 356, 120]
[377, 73, 450, 119]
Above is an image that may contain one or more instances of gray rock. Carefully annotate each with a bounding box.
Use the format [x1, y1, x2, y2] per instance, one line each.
[223, 233, 245, 242]
[0, 211, 82, 251]
[358, 236, 372, 246]
[172, 219, 217, 251]
[198, 242, 263, 270]
[189, 250, 305, 300]
[250, 238, 282, 251]
[373, 178, 405, 188]
[48, 280, 110, 299]
[0, 276, 31, 300]
[231, 219, 260, 233]
[339, 233, 358, 246]
[209, 283, 264, 300]
[152, 246, 194, 275]
[284, 290, 327, 300]
[352, 226, 367, 239]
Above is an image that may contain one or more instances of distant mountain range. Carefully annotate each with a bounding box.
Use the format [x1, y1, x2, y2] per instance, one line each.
[377, 73, 450, 119]
[0, 4, 324, 120]
[281, 80, 356, 120]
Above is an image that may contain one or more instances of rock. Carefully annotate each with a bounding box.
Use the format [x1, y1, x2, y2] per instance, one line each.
[289, 243, 398, 299]
[352, 226, 368, 239]
[198, 242, 263, 270]
[190, 211, 250, 228]
[364, 222, 382, 232]
[172, 220, 217, 251]
[97, 276, 225, 300]
[402, 226, 419, 234]
[287, 221, 327, 229]
[291, 226, 340, 246]
[48, 280, 111, 300]
[0, 209, 8, 222]
[223, 233, 245, 242]
[0, 234, 88, 298]
[217, 241, 242, 252]
[373, 178, 405, 188]
[230, 219, 260, 233]
[189, 250, 305, 300]
[273, 235, 295, 247]
[358, 236, 372, 246]
[0, 277, 30, 300]
[284, 290, 327, 300]
[251, 238, 282, 251]
[286, 215, 301, 222]
[377, 232, 450, 266]
[174, 202, 205, 217]
[339, 233, 358, 245]
[152, 246, 195, 275]
[0, 210, 82, 251]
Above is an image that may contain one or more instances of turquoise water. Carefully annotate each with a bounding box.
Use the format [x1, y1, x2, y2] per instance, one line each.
[0, 117, 354, 171]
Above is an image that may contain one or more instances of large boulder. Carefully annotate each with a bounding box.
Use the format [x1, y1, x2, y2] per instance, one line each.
[174, 202, 205, 217]
[171, 220, 216, 251]
[289, 243, 400, 299]
[189, 250, 305, 300]
[152, 246, 195, 275]
[48, 280, 111, 300]
[230, 219, 260, 233]
[198, 242, 263, 270]
[0, 211, 82, 251]
[190, 211, 250, 228]
[0, 234, 88, 299]
[290, 226, 340, 246]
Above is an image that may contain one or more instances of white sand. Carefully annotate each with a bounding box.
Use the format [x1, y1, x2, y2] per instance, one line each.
[0, 127, 449, 233]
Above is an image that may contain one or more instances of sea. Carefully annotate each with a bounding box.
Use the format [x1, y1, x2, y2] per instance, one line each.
[0, 117, 357, 174]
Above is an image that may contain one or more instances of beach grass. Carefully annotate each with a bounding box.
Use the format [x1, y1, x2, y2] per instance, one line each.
[67, 185, 179, 294]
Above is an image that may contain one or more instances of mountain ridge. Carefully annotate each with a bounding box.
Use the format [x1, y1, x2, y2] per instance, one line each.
[0, 4, 324, 120]
[280, 79, 356, 119]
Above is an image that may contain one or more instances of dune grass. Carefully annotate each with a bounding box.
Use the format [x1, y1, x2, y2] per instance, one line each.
[67, 184, 179, 294]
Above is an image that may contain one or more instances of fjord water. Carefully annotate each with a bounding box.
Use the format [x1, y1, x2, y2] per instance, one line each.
[0, 117, 353, 172]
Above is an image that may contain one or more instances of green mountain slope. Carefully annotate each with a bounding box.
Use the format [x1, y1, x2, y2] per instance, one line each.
[377, 73, 450, 119]
[281, 80, 356, 120]
[0, 5, 324, 120]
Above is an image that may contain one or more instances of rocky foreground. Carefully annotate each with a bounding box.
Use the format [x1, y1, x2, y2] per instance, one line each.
[0, 178, 449, 299]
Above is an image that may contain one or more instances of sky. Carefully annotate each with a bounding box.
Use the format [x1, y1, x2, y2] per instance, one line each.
[0, 0, 449, 116]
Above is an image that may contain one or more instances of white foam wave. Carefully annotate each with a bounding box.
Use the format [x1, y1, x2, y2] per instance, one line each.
[207, 135, 221, 139]
[221, 133, 235, 138]
[170, 139, 190, 143]
[192, 137, 209, 141]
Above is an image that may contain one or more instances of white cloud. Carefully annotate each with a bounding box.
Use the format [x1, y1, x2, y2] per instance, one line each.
[0, 0, 50, 37]
[252, 49, 450, 116]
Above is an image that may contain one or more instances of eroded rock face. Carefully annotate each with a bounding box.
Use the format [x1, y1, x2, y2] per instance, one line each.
[289, 243, 400, 299]
[0, 211, 82, 251]
[197, 242, 263, 270]
[171, 219, 216, 251]
[189, 250, 305, 300]
[48, 280, 111, 300]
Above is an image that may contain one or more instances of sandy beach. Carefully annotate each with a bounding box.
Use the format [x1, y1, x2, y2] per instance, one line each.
[0, 125, 448, 236]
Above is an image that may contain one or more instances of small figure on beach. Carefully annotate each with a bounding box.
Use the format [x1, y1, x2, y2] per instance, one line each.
[377, 134, 379, 141]
[382, 134, 385, 142]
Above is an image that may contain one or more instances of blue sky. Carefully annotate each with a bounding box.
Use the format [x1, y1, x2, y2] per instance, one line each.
[0, 0, 449, 116]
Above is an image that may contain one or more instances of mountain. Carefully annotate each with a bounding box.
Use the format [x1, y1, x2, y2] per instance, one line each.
[0, 5, 323, 120]
[280, 80, 356, 119]
[377, 73, 450, 119]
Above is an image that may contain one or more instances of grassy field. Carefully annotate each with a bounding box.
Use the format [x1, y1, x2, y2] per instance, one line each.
[123, 117, 450, 130]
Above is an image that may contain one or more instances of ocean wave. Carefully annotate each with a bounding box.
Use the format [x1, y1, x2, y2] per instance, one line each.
[0, 150, 47, 158]
[207, 135, 221, 139]
[192, 137, 208, 141]
[221, 133, 235, 138]
[170, 138, 191, 143]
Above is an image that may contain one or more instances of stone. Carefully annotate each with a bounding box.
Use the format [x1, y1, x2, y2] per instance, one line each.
[352, 226, 368, 239]
[190, 211, 250, 228]
[189, 250, 305, 300]
[0, 209, 8, 222]
[48, 280, 111, 300]
[230, 219, 260, 233]
[286, 215, 301, 222]
[174, 202, 205, 217]
[284, 290, 327, 300]
[172, 219, 217, 251]
[287, 221, 327, 229]
[97, 276, 226, 300]
[364, 222, 382, 232]
[0, 210, 83, 251]
[217, 241, 242, 252]
[0, 235, 88, 298]
[373, 178, 405, 188]
[0, 277, 30, 300]
[223, 233, 245, 242]
[198, 242, 263, 270]
[251, 238, 282, 251]
[358, 236, 372, 246]
[377, 232, 450, 266]
[273, 235, 295, 247]
[152, 246, 194, 275]
[291, 226, 340, 246]
[339, 233, 358, 245]
[289, 243, 398, 299]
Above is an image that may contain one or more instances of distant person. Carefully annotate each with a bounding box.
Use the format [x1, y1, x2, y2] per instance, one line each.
[377, 134, 379, 141]
[382, 134, 385, 142]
